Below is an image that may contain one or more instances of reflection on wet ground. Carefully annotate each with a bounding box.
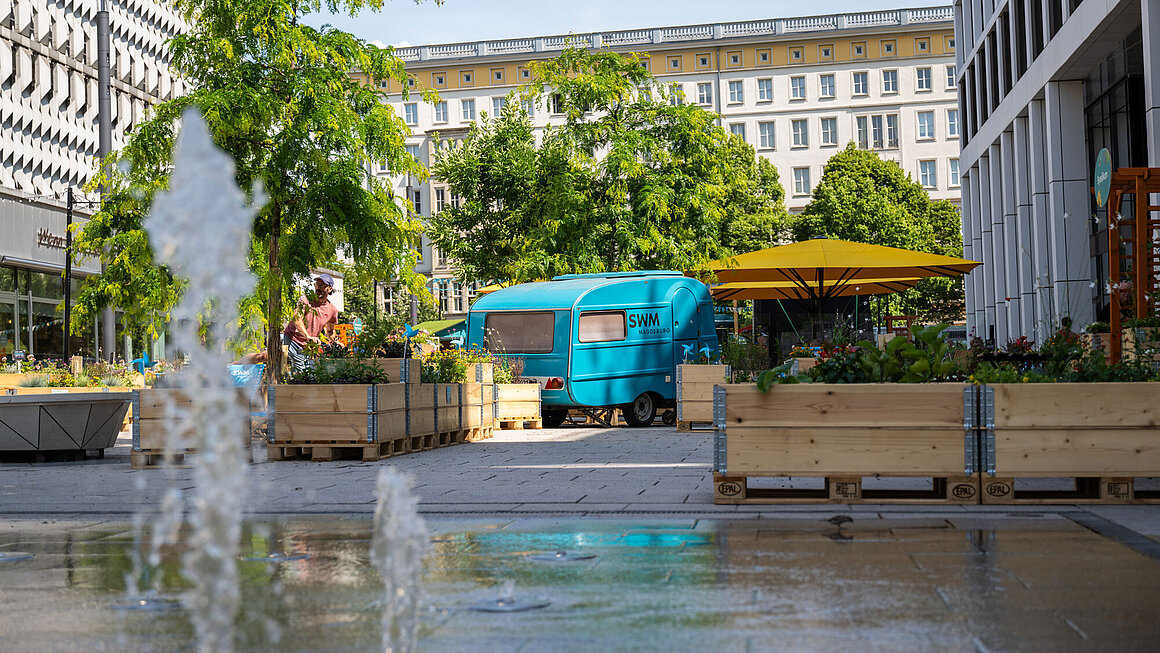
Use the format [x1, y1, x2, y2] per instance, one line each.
[2, 516, 1159, 652]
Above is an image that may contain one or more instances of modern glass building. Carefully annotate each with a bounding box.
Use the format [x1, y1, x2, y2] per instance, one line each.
[955, 0, 1159, 343]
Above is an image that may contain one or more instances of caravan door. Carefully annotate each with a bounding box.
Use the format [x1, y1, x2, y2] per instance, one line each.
[671, 287, 700, 364]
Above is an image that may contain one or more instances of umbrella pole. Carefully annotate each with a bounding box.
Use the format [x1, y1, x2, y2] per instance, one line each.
[733, 300, 739, 335]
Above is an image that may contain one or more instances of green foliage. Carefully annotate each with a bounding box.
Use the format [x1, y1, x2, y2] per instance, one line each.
[419, 349, 469, 383]
[428, 47, 788, 283]
[895, 323, 957, 382]
[720, 336, 769, 383]
[1084, 321, 1110, 334]
[806, 346, 867, 384]
[17, 374, 49, 387]
[793, 144, 965, 322]
[286, 359, 391, 385]
[75, 0, 432, 352]
[491, 357, 524, 384]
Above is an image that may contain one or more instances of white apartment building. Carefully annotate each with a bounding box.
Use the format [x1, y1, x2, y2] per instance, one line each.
[371, 7, 961, 319]
[0, 0, 188, 359]
[955, 0, 1160, 343]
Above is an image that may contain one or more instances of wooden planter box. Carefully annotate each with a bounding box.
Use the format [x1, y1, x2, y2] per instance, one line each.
[405, 383, 436, 451]
[494, 383, 541, 430]
[461, 382, 494, 441]
[713, 383, 977, 504]
[1122, 328, 1160, 362]
[464, 363, 494, 383]
[676, 364, 730, 430]
[133, 387, 251, 467]
[435, 383, 462, 439]
[981, 382, 1160, 503]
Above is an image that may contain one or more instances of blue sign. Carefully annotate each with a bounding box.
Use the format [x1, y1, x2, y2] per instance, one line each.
[1094, 148, 1112, 208]
[352, 318, 364, 335]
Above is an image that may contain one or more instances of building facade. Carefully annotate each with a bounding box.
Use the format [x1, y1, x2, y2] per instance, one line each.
[955, 0, 1160, 343]
[1, 0, 188, 360]
[372, 7, 961, 319]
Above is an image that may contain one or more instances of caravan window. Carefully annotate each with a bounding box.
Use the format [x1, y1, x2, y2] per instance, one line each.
[578, 311, 626, 343]
[484, 312, 554, 353]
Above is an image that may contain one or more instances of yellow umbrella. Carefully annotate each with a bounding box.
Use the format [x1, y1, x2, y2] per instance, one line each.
[711, 277, 925, 301]
[700, 238, 981, 287]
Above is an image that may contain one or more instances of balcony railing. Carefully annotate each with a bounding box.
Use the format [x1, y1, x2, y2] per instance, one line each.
[389, 6, 954, 62]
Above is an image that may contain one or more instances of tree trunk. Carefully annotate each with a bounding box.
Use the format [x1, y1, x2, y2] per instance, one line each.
[266, 205, 283, 386]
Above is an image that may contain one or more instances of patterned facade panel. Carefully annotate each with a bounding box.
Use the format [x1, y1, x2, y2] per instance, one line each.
[2, 0, 190, 197]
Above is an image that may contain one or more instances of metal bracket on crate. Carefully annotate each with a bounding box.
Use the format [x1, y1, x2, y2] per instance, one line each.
[367, 385, 377, 444]
[982, 385, 996, 476]
[267, 386, 277, 443]
[131, 390, 141, 452]
[712, 385, 727, 474]
[962, 385, 976, 476]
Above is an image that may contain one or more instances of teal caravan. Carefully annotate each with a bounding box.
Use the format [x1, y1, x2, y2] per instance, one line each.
[467, 271, 719, 427]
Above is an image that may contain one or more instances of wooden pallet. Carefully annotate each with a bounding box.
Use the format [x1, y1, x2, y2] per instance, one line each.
[495, 418, 542, 430]
[980, 476, 1160, 504]
[131, 450, 192, 469]
[566, 408, 622, 427]
[463, 426, 492, 442]
[408, 432, 436, 452]
[714, 473, 980, 504]
[267, 442, 380, 462]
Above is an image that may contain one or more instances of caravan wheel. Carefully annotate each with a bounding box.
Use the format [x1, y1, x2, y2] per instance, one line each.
[624, 393, 657, 427]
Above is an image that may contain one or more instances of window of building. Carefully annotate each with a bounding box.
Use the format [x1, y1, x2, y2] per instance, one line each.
[461, 70, 474, 85]
[669, 56, 682, 71]
[461, 99, 476, 121]
[669, 85, 684, 106]
[439, 280, 450, 312]
[484, 312, 555, 353]
[522, 98, 535, 118]
[727, 51, 742, 67]
[790, 76, 806, 100]
[852, 42, 866, 58]
[491, 68, 505, 84]
[789, 46, 803, 62]
[697, 82, 712, 105]
[946, 65, 956, 88]
[856, 113, 899, 149]
[915, 37, 930, 53]
[520, 67, 531, 80]
[407, 76, 416, 88]
[916, 67, 932, 91]
[917, 111, 935, 139]
[793, 167, 811, 196]
[756, 48, 771, 65]
[882, 70, 898, 94]
[946, 36, 956, 50]
[728, 80, 743, 104]
[433, 72, 446, 87]
[919, 160, 937, 188]
[378, 80, 389, 89]
[434, 101, 448, 122]
[949, 158, 960, 187]
[881, 40, 896, 56]
[819, 44, 833, 60]
[696, 53, 711, 70]
[405, 144, 420, 161]
[791, 119, 808, 147]
[411, 189, 422, 216]
[819, 74, 835, 98]
[947, 109, 959, 138]
[758, 122, 775, 149]
[435, 188, 446, 213]
[453, 282, 463, 313]
[820, 117, 837, 146]
[578, 311, 626, 343]
[491, 97, 505, 116]
[757, 78, 773, 101]
[730, 123, 746, 140]
[404, 102, 418, 125]
[853, 71, 869, 95]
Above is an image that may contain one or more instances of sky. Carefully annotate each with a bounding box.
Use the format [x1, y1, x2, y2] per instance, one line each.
[303, 1, 951, 49]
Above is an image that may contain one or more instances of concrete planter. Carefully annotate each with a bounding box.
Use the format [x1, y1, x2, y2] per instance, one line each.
[0, 392, 131, 453]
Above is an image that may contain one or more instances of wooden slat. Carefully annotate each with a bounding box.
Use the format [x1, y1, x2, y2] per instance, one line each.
[678, 385, 719, 403]
[465, 363, 494, 384]
[496, 402, 540, 421]
[377, 409, 407, 441]
[725, 426, 965, 476]
[680, 400, 714, 423]
[992, 383, 1160, 428]
[724, 384, 965, 428]
[406, 384, 435, 410]
[435, 384, 461, 408]
[677, 364, 729, 384]
[994, 429, 1160, 476]
[272, 384, 372, 414]
[376, 383, 407, 410]
[273, 412, 371, 443]
[137, 388, 248, 420]
[495, 384, 538, 402]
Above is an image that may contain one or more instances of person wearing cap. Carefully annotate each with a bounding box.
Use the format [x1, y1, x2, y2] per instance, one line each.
[281, 273, 340, 373]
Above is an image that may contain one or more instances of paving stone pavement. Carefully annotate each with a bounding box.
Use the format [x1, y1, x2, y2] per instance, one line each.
[2, 425, 1160, 541]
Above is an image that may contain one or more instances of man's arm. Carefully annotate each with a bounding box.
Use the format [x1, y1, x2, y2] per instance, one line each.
[290, 299, 320, 343]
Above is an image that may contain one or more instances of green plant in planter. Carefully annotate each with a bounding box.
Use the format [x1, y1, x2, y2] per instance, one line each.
[420, 349, 470, 384]
[287, 359, 390, 385]
[970, 362, 1054, 384]
[896, 323, 957, 382]
[1085, 321, 1110, 334]
[17, 374, 49, 387]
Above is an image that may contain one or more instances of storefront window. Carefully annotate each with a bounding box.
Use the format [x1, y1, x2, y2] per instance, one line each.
[31, 301, 63, 359]
[28, 270, 64, 300]
[0, 267, 17, 293]
[0, 302, 17, 359]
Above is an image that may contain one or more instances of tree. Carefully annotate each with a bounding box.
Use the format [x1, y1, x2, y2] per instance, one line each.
[792, 144, 965, 321]
[427, 47, 787, 283]
[74, 0, 433, 380]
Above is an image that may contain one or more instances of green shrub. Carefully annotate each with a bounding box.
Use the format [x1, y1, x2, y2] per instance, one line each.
[17, 374, 49, 387]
